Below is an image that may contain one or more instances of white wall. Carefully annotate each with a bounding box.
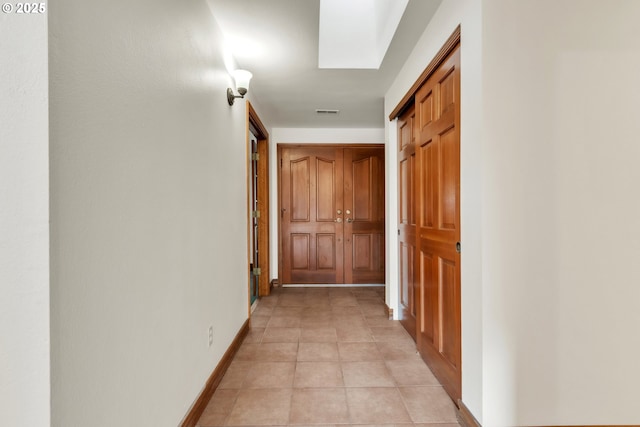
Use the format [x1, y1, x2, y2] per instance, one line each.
[482, 1, 640, 425]
[384, 0, 484, 421]
[49, 0, 254, 425]
[268, 128, 385, 283]
[0, 6, 50, 427]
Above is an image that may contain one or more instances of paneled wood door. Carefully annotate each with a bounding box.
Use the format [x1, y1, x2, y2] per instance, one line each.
[343, 147, 385, 284]
[397, 105, 417, 339]
[415, 45, 461, 401]
[280, 145, 385, 284]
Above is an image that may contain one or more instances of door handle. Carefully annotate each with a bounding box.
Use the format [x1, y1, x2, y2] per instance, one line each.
[346, 218, 353, 223]
[335, 218, 342, 223]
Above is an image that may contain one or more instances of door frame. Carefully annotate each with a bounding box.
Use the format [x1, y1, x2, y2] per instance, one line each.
[276, 143, 385, 285]
[246, 102, 271, 313]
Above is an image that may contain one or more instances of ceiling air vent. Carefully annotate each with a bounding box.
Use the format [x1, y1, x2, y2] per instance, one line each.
[315, 109, 340, 115]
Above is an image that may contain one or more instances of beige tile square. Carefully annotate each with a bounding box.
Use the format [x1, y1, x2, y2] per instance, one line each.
[273, 306, 306, 316]
[294, 362, 344, 388]
[278, 295, 308, 307]
[352, 289, 381, 299]
[341, 361, 395, 387]
[244, 327, 265, 343]
[371, 327, 415, 345]
[338, 342, 383, 361]
[359, 304, 387, 317]
[250, 315, 271, 328]
[252, 305, 274, 316]
[257, 296, 279, 307]
[218, 361, 252, 389]
[297, 342, 340, 361]
[399, 386, 458, 423]
[304, 297, 331, 307]
[345, 388, 412, 424]
[301, 318, 334, 328]
[289, 388, 350, 425]
[386, 359, 440, 386]
[268, 315, 302, 328]
[262, 327, 301, 343]
[301, 306, 333, 318]
[300, 327, 337, 342]
[375, 342, 421, 360]
[225, 388, 292, 426]
[329, 296, 359, 306]
[233, 343, 261, 361]
[243, 362, 296, 388]
[331, 307, 363, 316]
[257, 342, 299, 361]
[197, 389, 238, 426]
[333, 316, 368, 330]
[365, 316, 403, 328]
[335, 326, 374, 342]
[301, 309, 333, 326]
[413, 424, 460, 427]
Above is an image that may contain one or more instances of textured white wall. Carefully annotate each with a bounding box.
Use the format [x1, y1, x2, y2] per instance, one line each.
[482, 1, 640, 425]
[49, 0, 252, 425]
[0, 5, 50, 427]
[384, 0, 484, 420]
[268, 128, 385, 283]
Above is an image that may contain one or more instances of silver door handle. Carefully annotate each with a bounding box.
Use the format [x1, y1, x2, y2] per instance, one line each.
[346, 218, 353, 223]
[335, 218, 342, 223]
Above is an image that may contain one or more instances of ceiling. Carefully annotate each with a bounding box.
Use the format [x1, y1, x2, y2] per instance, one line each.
[208, 0, 442, 129]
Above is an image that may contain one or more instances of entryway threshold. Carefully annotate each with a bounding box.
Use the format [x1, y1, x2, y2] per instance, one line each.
[282, 283, 385, 288]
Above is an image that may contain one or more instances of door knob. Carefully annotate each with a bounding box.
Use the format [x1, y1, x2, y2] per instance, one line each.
[337, 209, 342, 215]
[346, 218, 353, 223]
[335, 218, 342, 223]
[346, 209, 351, 215]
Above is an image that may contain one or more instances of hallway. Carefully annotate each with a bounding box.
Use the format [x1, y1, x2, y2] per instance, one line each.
[197, 287, 459, 426]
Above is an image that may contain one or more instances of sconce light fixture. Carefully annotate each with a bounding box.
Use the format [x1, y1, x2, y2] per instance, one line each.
[227, 69, 253, 106]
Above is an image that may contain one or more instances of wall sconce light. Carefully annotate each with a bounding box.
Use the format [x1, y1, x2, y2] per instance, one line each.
[227, 69, 253, 106]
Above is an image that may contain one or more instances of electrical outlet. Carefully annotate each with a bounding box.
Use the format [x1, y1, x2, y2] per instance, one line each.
[208, 326, 213, 347]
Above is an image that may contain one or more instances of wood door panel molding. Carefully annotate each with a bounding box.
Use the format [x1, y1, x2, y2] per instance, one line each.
[290, 157, 311, 222]
[279, 144, 383, 285]
[316, 157, 337, 222]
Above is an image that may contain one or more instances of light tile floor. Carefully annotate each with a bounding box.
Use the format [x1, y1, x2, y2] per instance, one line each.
[197, 286, 460, 427]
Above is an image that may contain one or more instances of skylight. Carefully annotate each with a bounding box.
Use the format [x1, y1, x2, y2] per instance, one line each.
[318, 0, 409, 69]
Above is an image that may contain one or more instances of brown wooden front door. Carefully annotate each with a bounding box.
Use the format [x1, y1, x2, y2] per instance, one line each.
[415, 45, 461, 401]
[280, 145, 385, 284]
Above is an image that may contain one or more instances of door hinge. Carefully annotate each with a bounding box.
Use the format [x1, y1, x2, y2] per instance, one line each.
[252, 267, 261, 276]
[252, 210, 261, 218]
[251, 153, 260, 161]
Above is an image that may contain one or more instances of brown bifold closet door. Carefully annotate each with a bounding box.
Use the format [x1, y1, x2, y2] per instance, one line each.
[397, 105, 418, 340]
[415, 45, 461, 402]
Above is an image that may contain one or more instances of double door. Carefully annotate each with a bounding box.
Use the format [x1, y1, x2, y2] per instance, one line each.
[398, 45, 461, 402]
[280, 145, 385, 284]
